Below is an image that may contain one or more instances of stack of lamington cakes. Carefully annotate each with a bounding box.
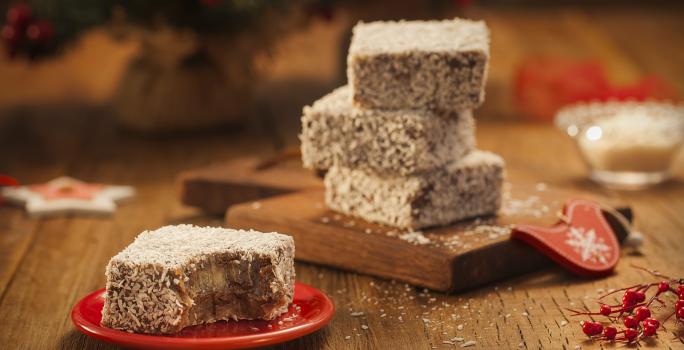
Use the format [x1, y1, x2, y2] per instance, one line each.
[300, 18, 505, 230]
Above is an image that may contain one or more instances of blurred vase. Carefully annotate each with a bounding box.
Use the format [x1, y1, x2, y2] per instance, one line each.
[113, 28, 253, 132]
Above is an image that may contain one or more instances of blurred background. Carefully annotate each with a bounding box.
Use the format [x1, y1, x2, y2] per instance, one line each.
[1, 0, 683, 184]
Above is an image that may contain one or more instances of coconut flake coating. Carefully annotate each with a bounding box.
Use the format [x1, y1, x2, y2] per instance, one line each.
[325, 151, 504, 229]
[300, 86, 475, 176]
[101, 225, 295, 334]
[348, 18, 490, 111]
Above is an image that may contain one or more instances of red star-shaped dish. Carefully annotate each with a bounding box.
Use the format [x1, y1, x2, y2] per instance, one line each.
[0, 176, 135, 217]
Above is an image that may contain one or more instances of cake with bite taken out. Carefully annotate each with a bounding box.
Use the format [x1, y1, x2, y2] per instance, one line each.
[100, 225, 295, 334]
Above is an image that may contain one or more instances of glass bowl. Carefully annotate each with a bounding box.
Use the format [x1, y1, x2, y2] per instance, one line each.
[555, 101, 684, 190]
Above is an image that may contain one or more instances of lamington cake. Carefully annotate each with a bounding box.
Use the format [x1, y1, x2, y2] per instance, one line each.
[101, 225, 295, 334]
[300, 86, 475, 175]
[325, 151, 504, 229]
[348, 18, 490, 111]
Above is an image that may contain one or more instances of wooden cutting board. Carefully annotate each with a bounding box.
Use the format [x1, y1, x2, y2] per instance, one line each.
[226, 184, 631, 292]
[178, 153, 322, 214]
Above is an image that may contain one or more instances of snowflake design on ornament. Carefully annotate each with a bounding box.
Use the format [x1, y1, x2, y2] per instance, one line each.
[564, 227, 612, 264]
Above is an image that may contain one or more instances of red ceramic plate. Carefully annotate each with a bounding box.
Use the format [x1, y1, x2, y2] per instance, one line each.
[71, 282, 334, 350]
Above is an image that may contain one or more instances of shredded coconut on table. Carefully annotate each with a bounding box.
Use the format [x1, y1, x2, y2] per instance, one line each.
[461, 340, 477, 347]
[500, 193, 550, 218]
[399, 231, 432, 245]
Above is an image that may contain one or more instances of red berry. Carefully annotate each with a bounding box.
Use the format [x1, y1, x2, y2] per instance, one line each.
[677, 307, 684, 320]
[26, 20, 54, 42]
[624, 328, 638, 342]
[603, 326, 617, 340]
[658, 281, 669, 293]
[643, 324, 657, 337]
[622, 290, 637, 306]
[1, 23, 20, 56]
[623, 289, 637, 300]
[679, 290, 684, 301]
[635, 306, 651, 321]
[1, 24, 21, 45]
[635, 290, 646, 303]
[581, 321, 602, 336]
[624, 315, 639, 328]
[675, 300, 684, 310]
[6, 3, 32, 28]
[644, 318, 660, 329]
[599, 304, 611, 316]
[678, 285, 684, 294]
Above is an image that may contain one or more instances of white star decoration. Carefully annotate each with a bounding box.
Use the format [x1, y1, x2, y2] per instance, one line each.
[0, 176, 135, 217]
[564, 226, 612, 264]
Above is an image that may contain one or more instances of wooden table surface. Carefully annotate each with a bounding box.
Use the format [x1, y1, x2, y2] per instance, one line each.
[1, 4, 684, 350]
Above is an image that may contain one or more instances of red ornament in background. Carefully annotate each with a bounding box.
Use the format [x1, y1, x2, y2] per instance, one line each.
[0, 174, 19, 205]
[603, 75, 678, 102]
[0, 175, 19, 187]
[514, 56, 679, 121]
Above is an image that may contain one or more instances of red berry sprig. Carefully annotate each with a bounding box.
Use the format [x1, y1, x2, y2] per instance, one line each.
[602, 325, 617, 340]
[2, 3, 54, 58]
[568, 265, 684, 344]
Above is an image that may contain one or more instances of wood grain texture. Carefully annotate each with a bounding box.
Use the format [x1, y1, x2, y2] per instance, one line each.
[226, 186, 631, 292]
[1, 4, 684, 350]
[178, 154, 322, 214]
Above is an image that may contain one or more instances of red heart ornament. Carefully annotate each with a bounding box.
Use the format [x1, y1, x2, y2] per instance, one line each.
[511, 199, 620, 277]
